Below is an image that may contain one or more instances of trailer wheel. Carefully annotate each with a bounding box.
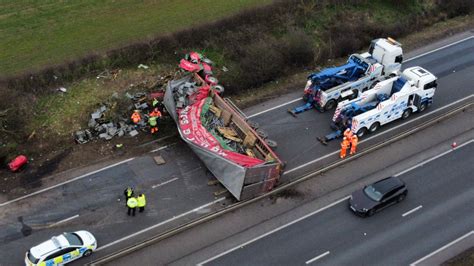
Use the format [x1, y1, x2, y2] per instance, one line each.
[369, 122, 380, 133]
[356, 128, 368, 138]
[402, 109, 412, 120]
[418, 102, 427, 112]
[265, 139, 278, 149]
[256, 129, 268, 139]
[247, 120, 260, 130]
[324, 99, 337, 111]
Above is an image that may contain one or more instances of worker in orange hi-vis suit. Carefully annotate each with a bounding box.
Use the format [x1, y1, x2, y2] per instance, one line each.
[350, 135, 359, 155]
[340, 137, 350, 159]
[131, 110, 141, 124]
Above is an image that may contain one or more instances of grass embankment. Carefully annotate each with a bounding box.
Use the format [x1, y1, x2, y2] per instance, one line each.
[0, 0, 272, 76]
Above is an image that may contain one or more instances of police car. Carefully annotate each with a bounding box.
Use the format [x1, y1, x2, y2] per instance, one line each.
[25, 230, 97, 265]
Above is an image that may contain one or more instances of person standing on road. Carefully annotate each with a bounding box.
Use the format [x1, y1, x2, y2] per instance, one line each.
[350, 135, 359, 155]
[340, 137, 350, 159]
[127, 196, 138, 216]
[124, 187, 134, 205]
[137, 194, 146, 213]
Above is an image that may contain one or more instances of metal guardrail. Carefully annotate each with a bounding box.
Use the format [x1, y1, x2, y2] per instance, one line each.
[89, 95, 474, 265]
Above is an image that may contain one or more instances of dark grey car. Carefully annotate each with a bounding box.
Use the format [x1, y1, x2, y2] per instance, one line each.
[349, 176, 407, 217]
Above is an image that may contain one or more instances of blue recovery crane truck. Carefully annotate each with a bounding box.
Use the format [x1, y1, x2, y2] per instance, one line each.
[317, 66, 437, 144]
[289, 38, 403, 117]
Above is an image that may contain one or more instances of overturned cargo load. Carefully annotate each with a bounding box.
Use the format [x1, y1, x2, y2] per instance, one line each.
[164, 73, 283, 200]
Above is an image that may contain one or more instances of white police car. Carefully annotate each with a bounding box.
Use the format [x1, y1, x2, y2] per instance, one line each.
[25, 230, 97, 266]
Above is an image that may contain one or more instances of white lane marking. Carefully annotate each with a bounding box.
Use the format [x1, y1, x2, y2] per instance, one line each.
[0, 158, 135, 207]
[245, 36, 474, 118]
[149, 145, 170, 153]
[305, 251, 330, 264]
[152, 177, 179, 189]
[50, 214, 80, 227]
[247, 98, 301, 118]
[394, 139, 474, 177]
[283, 95, 474, 175]
[96, 197, 225, 251]
[405, 36, 474, 62]
[410, 230, 474, 266]
[402, 205, 423, 217]
[197, 196, 349, 265]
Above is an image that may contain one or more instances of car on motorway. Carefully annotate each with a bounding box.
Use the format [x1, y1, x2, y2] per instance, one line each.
[349, 176, 407, 217]
[25, 230, 97, 265]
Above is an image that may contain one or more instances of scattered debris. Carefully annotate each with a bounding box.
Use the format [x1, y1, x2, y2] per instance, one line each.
[57, 87, 67, 93]
[8, 155, 28, 172]
[222, 66, 229, 72]
[74, 90, 166, 144]
[138, 64, 150, 69]
[153, 155, 166, 165]
[96, 69, 121, 80]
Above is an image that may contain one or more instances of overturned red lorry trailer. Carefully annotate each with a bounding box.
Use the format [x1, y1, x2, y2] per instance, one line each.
[163, 71, 283, 200]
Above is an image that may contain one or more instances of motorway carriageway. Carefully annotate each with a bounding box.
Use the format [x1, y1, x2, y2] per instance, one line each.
[199, 140, 474, 265]
[0, 35, 472, 265]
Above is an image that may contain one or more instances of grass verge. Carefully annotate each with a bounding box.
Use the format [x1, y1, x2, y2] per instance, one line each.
[0, 0, 272, 76]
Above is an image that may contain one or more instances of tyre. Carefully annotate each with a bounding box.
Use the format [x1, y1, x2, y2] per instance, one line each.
[402, 109, 412, 120]
[256, 129, 268, 139]
[213, 85, 225, 94]
[356, 128, 368, 138]
[397, 192, 407, 202]
[369, 122, 380, 133]
[324, 99, 337, 111]
[265, 139, 277, 149]
[83, 249, 92, 257]
[367, 209, 375, 217]
[418, 102, 427, 112]
[247, 120, 260, 130]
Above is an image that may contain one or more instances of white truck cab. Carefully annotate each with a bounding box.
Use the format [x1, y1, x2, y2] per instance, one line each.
[313, 38, 403, 111]
[331, 66, 437, 137]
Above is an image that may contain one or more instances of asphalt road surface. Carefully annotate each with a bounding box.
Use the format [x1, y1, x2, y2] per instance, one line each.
[203, 141, 474, 265]
[0, 34, 472, 265]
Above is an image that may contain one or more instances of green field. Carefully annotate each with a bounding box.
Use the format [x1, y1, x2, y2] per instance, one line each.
[0, 0, 272, 76]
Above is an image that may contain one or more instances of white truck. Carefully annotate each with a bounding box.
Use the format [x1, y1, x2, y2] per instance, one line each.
[290, 38, 404, 116]
[327, 66, 437, 139]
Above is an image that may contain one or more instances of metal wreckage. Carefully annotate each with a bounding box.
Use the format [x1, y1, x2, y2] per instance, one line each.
[163, 52, 284, 200]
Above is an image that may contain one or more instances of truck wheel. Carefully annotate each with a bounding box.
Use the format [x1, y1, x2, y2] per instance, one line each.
[256, 129, 268, 139]
[356, 128, 368, 138]
[265, 139, 277, 149]
[418, 102, 427, 112]
[247, 120, 260, 130]
[324, 99, 337, 111]
[369, 122, 380, 133]
[402, 109, 412, 120]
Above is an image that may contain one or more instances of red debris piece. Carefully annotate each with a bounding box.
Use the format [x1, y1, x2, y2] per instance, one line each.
[8, 155, 28, 172]
[149, 92, 164, 101]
